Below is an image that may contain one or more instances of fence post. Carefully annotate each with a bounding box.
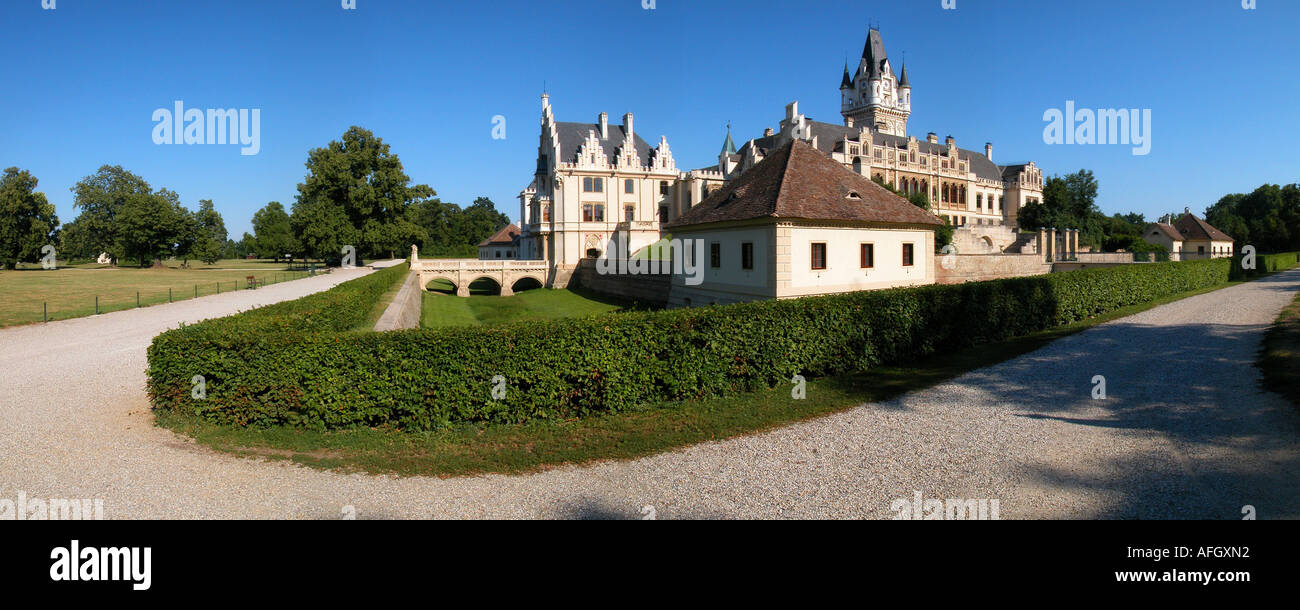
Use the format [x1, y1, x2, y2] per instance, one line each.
[195, 285, 198, 299]
[169, 288, 172, 303]
[137, 291, 140, 308]
[95, 296, 99, 315]
[43, 301, 47, 323]
[217, 283, 220, 294]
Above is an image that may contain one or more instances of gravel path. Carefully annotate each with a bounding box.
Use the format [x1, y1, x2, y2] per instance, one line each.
[2, 268, 1298, 519]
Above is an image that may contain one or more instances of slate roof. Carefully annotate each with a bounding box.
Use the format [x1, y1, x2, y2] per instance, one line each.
[554, 121, 653, 166]
[861, 29, 889, 79]
[479, 224, 520, 247]
[666, 139, 942, 230]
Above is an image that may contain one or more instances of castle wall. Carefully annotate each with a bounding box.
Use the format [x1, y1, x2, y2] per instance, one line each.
[933, 253, 1051, 284]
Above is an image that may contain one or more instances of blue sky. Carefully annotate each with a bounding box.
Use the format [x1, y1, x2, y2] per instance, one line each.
[2, 0, 1296, 237]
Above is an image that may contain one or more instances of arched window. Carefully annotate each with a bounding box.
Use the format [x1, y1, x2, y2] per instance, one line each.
[959, 186, 967, 204]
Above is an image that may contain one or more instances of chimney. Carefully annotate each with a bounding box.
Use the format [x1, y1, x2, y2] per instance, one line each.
[764, 127, 774, 137]
[945, 135, 955, 148]
[985, 142, 993, 161]
[623, 113, 634, 141]
[845, 116, 854, 128]
[599, 112, 608, 139]
[785, 101, 799, 120]
[927, 132, 938, 144]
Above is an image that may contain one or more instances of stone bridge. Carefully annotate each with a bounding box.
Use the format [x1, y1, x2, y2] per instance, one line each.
[410, 247, 548, 297]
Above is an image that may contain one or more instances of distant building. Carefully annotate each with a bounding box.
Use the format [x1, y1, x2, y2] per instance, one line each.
[1142, 213, 1234, 259]
[478, 224, 521, 260]
[515, 27, 1044, 294]
[516, 95, 679, 286]
[689, 29, 1046, 232]
[665, 139, 942, 307]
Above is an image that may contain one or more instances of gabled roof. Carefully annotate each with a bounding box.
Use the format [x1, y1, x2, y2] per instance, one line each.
[479, 223, 520, 247]
[554, 121, 653, 166]
[1147, 223, 1184, 241]
[666, 139, 942, 230]
[1173, 213, 1233, 242]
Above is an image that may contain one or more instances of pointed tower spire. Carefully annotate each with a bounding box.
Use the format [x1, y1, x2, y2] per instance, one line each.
[720, 122, 736, 156]
[898, 59, 910, 88]
[840, 61, 853, 89]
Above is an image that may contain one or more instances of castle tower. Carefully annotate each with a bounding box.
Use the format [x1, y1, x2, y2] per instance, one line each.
[841, 28, 909, 136]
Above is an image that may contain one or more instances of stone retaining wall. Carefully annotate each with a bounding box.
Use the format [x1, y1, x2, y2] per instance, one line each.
[934, 254, 1052, 284]
[568, 259, 671, 306]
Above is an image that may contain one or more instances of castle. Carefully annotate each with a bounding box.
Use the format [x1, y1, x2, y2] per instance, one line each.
[515, 28, 1046, 288]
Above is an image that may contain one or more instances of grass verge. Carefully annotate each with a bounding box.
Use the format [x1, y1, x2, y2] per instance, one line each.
[356, 264, 410, 331]
[1259, 291, 1300, 409]
[420, 284, 627, 328]
[157, 277, 1246, 478]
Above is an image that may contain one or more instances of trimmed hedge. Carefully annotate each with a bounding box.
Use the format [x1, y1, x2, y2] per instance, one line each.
[148, 258, 1233, 431]
[1230, 251, 1300, 280]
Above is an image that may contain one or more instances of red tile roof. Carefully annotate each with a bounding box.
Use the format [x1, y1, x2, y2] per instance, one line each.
[1149, 223, 1184, 241]
[665, 139, 942, 229]
[1173, 213, 1233, 242]
[478, 224, 520, 247]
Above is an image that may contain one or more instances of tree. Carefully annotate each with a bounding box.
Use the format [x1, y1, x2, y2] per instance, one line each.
[452, 197, 510, 246]
[191, 199, 227, 265]
[1205, 184, 1300, 252]
[117, 193, 178, 267]
[290, 126, 432, 262]
[0, 167, 59, 270]
[251, 201, 296, 260]
[68, 165, 154, 265]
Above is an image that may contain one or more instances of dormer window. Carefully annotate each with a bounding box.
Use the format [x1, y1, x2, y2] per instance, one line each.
[847, 191, 862, 200]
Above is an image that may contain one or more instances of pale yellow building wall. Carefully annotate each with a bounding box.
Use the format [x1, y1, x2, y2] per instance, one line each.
[781, 225, 934, 297]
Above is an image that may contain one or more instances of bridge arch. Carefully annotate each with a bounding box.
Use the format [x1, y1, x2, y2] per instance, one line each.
[510, 275, 545, 293]
[412, 258, 550, 298]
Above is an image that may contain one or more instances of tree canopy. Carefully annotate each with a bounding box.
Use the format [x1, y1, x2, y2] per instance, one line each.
[251, 201, 297, 259]
[290, 126, 430, 260]
[0, 167, 60, 269]
[1204, 183, 1300, 252]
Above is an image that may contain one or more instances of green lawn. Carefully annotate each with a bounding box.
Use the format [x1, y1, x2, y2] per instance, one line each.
[0, 262, 317, 327]
[1259, 291, 1300, 410]
[420, 279, 626, 328]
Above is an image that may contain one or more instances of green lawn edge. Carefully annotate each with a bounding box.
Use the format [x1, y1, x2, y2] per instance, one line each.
[1259, 290, 1300, 410]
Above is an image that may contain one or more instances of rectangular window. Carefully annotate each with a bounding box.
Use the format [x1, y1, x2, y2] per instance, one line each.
[593, 204, 604, 222]
[902, 243, 915, 267]
[624, 205, 634, 222]
[582, 204, 593, 222]
[625, 179, 635, 194]
[583, 177, 592, 192]
[860, 243, 874, 268]
[710, 243, 721, 268]
[583, 177, 602, 193]
[741, 242, 754, 270]
[660, 181, 669, 196]
[811, 243, 827, 270]
[658, 206, 669, 223]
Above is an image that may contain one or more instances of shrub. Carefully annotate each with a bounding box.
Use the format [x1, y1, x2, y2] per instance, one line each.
[148, 258, 1232, 431]
[1230, 251, 1300, 280]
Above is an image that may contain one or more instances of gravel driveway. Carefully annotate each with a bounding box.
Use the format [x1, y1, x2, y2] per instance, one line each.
[2, 268, 1298, 519]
